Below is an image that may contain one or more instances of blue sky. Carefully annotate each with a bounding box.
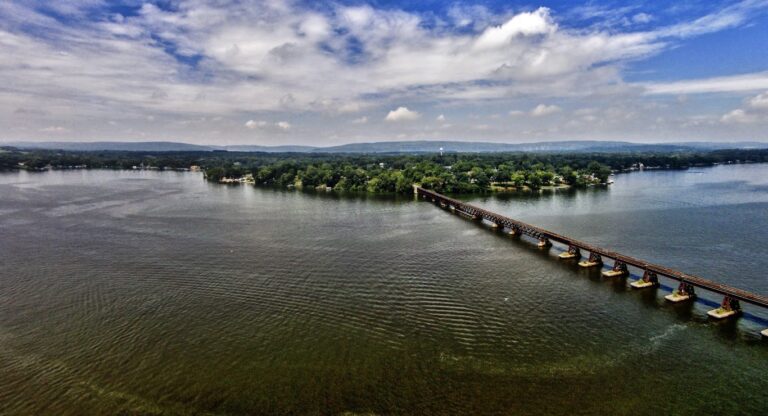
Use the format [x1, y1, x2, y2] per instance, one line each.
[1, 0, 767, 145]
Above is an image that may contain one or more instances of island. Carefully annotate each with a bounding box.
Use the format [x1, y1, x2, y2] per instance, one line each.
[2, 146, 768, 194]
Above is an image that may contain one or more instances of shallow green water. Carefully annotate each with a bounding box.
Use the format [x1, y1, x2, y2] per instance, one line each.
[0, 166, 767, 415]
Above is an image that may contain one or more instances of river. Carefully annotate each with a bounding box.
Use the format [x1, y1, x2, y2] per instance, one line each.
[1, 165, 767, 415]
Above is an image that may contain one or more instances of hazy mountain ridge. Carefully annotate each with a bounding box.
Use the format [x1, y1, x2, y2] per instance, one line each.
[4, 140, 768, 153]
[2, 141, 214, 152]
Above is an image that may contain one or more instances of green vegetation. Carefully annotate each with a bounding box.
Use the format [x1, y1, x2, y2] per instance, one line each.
[2, 146, 768, 194]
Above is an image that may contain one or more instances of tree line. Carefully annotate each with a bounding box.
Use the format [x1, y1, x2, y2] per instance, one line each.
[3, 146, 768, 194]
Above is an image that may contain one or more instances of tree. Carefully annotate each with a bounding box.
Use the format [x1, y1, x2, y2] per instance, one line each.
[587, 161, 612, 184]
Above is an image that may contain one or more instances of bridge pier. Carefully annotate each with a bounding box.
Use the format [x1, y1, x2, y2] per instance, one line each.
[707, 296, 742, 319]
[415, 186, 768, 336]
[537, 238, 552, 248]
[631, 270, 659, 289]
[578, 252, 602, 268]
[558, 245, 581, 259]
[602, 260, 628, 278]
[665, 281, 696, 303]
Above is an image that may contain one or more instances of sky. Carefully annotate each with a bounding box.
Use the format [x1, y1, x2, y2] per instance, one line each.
[1, 0, 767, 146]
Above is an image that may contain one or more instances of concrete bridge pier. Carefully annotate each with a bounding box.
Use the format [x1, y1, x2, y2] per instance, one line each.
[707, 296, 742, 319]
[665, 281, 696, 303]
[631, 270, 659, 289]
[578, 252, 603, 268]
[508, 226, 520, 237]
[602, 260, 628, 278]
[559, 245, 581, 259]
[537, 238, 552, 248]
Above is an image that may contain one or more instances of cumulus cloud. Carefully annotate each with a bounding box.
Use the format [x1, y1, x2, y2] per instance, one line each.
[721, 109, 755, 124]
[749, 91, 768, 109]
[531, 104, 561, 116]
[474, 7, 555, 50]
[720, 90, 768, 124]
[0, 0, 728, 118]
[436, 114, 446, 122]
[276, 121, 291, 130]
[0, 0, 766, 143]
[385, 107, 421, 122]
[246, 119, 290, 130]
[245, 120, 268, 129]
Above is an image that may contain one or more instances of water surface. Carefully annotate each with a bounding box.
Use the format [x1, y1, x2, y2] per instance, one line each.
[0, 166, 767, 415]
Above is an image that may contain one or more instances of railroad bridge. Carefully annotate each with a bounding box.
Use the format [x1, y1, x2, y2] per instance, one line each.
[414, 185, 768, 337]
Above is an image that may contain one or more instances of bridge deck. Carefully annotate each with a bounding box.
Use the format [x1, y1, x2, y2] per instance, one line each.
[416, 186, 768, 309]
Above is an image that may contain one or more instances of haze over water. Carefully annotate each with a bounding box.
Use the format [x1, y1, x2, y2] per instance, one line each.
[1, 165, 767, 415]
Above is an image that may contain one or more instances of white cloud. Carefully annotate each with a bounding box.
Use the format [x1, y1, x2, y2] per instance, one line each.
[447, 4, 494, 29]
[720, 90, 768, 124]
[436, 114, 445, 122]
[385, 107, 421, 122]
[749, 91, 768, 109]
[721, 109, 756, 124]
[531, 104, 561, 116]
[337, 102, 363, 113]
[276, 121, 291, 130]
[245, 120, 268, 129]
[509, 110, 525, 117]
[474, 7, 555, 50]
[39, 126, 68, 132]
[658, 1, 766, 38]
[644, 71, 768, 95]
[352, 116, 368, 124]
[0, 0, 767, 143]
[246, 119, 291, 130]
[632, 13, 653, 24]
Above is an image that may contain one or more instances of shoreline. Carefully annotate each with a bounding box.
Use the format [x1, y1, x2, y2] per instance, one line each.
[3, 160, 768, 196]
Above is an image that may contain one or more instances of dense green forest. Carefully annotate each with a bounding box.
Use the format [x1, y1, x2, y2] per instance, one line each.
[2, 146, 768, 194]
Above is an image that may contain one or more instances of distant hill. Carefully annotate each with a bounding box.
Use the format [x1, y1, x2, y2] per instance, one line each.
[224, 145, 316, 153]
[3, 140, 767, 154]
[3, 141, 215, 152]
[317, 140, 699, 153]
[667, 141, 768, 150]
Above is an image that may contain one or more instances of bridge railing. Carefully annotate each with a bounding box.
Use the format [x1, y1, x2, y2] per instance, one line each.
[415, 186, 768, 310]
